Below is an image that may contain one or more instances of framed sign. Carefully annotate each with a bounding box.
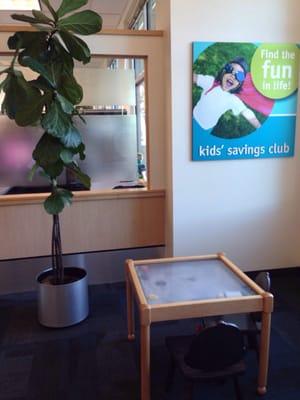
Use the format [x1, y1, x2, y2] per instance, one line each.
[192, 42, 299, 160]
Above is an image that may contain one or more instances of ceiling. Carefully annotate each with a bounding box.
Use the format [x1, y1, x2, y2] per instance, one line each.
[0, 0, 138, 29]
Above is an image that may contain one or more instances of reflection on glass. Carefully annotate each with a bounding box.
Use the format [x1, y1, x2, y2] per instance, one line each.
[0, 56, 147, 194]
[75, 115, 138, 189]
[74, 68, 136, 106]
[135, 259, 255, 305]
[0, 117, 46, 194]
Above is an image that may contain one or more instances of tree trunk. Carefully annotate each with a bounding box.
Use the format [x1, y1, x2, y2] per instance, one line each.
[51, 214, 64, 284]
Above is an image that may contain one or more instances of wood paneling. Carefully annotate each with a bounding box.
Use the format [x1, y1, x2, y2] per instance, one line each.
[0, 26, 163, 36]
[0, 190, 165, 260]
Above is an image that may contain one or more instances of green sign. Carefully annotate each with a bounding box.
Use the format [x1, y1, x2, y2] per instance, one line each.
[251, 43, 299, 99]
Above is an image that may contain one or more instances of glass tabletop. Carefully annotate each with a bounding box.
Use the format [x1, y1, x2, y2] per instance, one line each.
[135, 258, 256, 305]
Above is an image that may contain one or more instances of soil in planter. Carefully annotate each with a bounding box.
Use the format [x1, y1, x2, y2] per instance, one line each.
[41, 275, 80, 285]
[38, 267, 87, 285]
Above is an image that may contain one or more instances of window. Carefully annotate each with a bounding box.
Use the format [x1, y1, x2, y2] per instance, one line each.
[0, 0, 40, 10]
[0, 56, 148, 194]
[147, 0, 157, 29]
[132, 0, 157, 30]
[136, 82, 146, 180]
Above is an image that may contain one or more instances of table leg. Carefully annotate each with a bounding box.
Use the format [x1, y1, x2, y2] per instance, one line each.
[126, 270, 135, 340]
[141, 323, 151, 400]
[257, 311, 272, 395]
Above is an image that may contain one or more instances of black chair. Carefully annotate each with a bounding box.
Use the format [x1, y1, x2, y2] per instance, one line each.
[165, 321, 246, 400]
[222, 271, 271, 358]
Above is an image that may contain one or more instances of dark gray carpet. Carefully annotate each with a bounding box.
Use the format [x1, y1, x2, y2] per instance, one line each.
[0, 271, 300, 399]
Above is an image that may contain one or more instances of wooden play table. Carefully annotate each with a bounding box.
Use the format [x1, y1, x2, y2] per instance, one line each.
[125, 253, 273, 400]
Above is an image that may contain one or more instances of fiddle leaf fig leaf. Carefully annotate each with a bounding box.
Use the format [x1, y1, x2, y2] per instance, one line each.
[43, 161, 64, 178]
[33, 134, 65, 179]
[59, 188, 73, 206]
[40, 0, 57, 21]
[58, 29, 90, 64]
[20, 56, 56, 87]
[1, 71, 41, 121]
[56, 93, 74, 114]
[32, 10, 53, 25]
[52, 37, 74, 72]
[58, 11, 102, 35]
[66, 141, 86, 158]
[7, 34, 22, 50]
[44, 188, 73, 214]
[15, 90, 49, 126]
[0, 74, 21, 118]
[38, 169, 50, 180]
[60, 126, 82, 148]
[8, 31, 48, 50]
[42, 100, 72, 137]
[27, 163, 38, 181]
[30, 76, 53, 92]
[57, 0, 88, 18]
[44, 193, 64, 214]
[75, 142, 86, 160]
[33, 132, 63, 167]
[68, 163, 90, 189]
[58, 72, 83, 104]
[60, 149, 74, 164]
[17, 35, 52, 67]
[47, 62, 63, 87]
[73, 108, 86, 123]
[11, 14, 44, 24]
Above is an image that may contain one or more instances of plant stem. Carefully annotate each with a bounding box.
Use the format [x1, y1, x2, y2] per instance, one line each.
[51, 180, 64, 284]
[10, 46, 20, 70]
[52, 214, 64, 284]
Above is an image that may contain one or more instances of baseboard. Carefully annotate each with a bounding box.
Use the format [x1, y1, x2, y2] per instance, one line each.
[0, 246, 165, 295]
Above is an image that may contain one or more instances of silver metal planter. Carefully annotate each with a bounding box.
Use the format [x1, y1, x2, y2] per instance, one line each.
[37, 267, 89, 328]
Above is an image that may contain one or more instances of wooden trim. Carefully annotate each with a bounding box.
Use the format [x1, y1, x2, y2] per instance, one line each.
[257, 311, 272, 394]
[150, 295, 262, 310]
[100, 29, 163, 37]
[126, 259, 148, 306]
[125, 262, 136, 340]
[140, 305, 151, 325]
[263, 292, 274, 313]
[0, 189, 165, 207]
[144, 55, 151, 189]
[150, 296, 263, 322]
[89, 54, 147, 60]
[0, 25, 163, 36]
[132, 253, 218, 266]
[0, 25, 34, 32]
[140, 324, 151, 400]
[219, 253, 265, 295]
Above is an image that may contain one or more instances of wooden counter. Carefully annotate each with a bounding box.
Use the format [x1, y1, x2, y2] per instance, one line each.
[0, 189, 165, 260]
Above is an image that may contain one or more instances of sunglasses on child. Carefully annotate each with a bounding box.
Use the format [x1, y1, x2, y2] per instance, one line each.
[224, 63, 246, 83]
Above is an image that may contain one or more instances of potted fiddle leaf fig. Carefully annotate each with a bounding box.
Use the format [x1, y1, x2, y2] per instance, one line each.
[0, 0, 102, 327]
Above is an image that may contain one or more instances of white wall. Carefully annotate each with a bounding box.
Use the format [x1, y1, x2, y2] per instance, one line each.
[157, 0, 300, 270]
